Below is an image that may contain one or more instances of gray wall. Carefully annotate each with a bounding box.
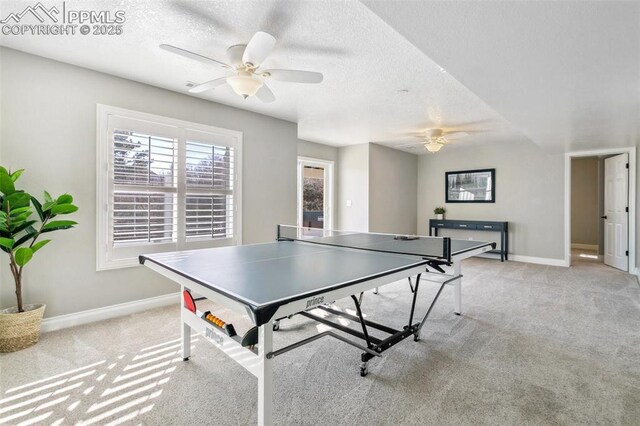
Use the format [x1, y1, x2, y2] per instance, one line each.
[337, 144, 369, 231]
[369, 144, 417, 234]
[417, 139, 565, 260]
[298, 140, 338, 163]
[0, 48, 300, 317]
[571, 157, 599, 246]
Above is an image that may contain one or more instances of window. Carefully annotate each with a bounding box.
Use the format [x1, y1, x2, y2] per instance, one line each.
[97, 105, 242, 270]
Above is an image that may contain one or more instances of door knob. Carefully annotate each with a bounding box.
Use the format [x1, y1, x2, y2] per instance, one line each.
[601, 216, 607, 219]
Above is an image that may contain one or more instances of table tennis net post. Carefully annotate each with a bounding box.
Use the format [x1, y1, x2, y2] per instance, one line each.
[276, 225, 452, 262]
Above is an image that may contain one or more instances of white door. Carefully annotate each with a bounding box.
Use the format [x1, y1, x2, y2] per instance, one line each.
[297, 157, 333, 233]
[603, 153, 628, 271]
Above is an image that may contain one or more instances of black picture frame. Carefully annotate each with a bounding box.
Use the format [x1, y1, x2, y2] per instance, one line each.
[445, 168, 495, 203]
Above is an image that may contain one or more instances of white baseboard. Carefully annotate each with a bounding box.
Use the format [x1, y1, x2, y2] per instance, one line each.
[508, 254, 568, 267]
[571, 243, 599, 251]
[41, 292, 180, 333]
[477, 252, 568, 267]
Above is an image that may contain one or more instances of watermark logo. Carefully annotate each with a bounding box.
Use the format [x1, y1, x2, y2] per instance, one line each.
[0, 2, 59, 24]
[1, 1, 126, 36]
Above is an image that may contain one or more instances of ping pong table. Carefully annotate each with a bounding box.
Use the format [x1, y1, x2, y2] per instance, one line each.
[140, 225, 495, 425]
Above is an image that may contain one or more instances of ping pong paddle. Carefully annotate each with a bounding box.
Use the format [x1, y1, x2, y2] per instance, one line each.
[183, 290, 197, 313]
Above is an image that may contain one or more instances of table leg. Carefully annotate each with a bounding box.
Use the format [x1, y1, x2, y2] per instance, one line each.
[452, 263, 462, 315]
[258, 324, 274, 426]
[505, 228, 509, 260]
[181, 292, 191, 360]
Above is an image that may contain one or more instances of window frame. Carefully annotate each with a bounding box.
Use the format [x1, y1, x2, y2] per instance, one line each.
[96, 104, 243, 270]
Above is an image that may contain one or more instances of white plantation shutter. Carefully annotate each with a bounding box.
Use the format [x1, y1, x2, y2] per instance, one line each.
[185, 141, 235, 239]
[97, 106, 242, 270]
[112, 192, 177, 244]
[112, 130, 178, 245]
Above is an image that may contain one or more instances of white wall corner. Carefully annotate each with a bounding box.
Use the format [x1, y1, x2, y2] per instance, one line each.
[41, 292, 180, 333]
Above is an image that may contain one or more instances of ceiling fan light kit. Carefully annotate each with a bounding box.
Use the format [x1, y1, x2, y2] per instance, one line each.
[394, 126, 477, 154]
[160, 31, 323, 103]
[424, 140, 444, 153]
[227, 72, 264, 98]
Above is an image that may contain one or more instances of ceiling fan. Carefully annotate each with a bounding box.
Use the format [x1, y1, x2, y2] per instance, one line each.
[398, 127, 479, 153]
[160, 31, 324, 103]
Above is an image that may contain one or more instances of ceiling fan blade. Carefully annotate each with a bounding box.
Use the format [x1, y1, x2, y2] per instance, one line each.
[242, 32, 276, 67]
[226, 45, 245, 68]
[188, 78, 227, 93]
[278, 41, 349, 57]
[444, 119, 496, 129]
[262, 69, 323, 84]
[405, 132, 426, 138]
[160, 44, 231, 69]
[443, 131, 469, 140]
[395, 141, 427, 148]
[255, 83, 276, 103]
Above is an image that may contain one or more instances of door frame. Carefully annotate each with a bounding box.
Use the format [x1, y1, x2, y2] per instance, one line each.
[297, 156, 335, 231]
[564, 147, 636, 273]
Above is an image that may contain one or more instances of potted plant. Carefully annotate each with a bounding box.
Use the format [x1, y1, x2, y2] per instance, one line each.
[0, 167, 78, 352]
[434, 207, 446, 220]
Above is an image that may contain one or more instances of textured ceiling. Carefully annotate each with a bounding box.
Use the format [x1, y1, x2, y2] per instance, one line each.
[0, 0, 523, 154]
[363, 0, 640, 153]
[4, 1, 633, 154]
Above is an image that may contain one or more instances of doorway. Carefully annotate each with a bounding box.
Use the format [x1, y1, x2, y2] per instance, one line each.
[297, 157, 334, 233]
[565, 148, 636, 272]
[570, 156, 601, 262]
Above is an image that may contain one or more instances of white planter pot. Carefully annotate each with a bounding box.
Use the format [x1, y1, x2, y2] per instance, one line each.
[435, 214, 444, 220]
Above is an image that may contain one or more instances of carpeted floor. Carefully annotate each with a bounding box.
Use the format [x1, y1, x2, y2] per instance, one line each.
[1, 257, 639, 425]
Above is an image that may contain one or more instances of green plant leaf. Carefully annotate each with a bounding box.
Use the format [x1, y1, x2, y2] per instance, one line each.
[42, 201, 57, 212]
[9, 206, 32, 216]
[10, 211, 32, 224]
[8, 220, 26, 232]
[12, 221, 36, 235]
[0, 171, 15, 196]
[57, 194, 73, 204]
[0, 237, 14, 250]
[31, 239, 51, 253]
[31, 197, 44, 221]
[41, 220, 77, 232]
[0, 167, 7, 175]
[13, 229, 38, 248]
[3, 192, 31, 210]
[10, 169, 24, 182]
[14, 247, 33, 266]
[44, 191, 53, 203]
[51, 204, 78, 215]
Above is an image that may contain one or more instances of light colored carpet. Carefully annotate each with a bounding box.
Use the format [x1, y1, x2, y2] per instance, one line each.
[1, 257, 639, 425]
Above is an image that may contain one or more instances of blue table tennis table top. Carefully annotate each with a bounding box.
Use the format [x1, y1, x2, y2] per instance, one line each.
[140, 231, 494, 326]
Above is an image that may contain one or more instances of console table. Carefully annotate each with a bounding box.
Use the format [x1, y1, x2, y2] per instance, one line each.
[429, 219, 509, 261]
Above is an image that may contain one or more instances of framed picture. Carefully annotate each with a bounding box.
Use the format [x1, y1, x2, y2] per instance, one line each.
[445, 168, 495, 203]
